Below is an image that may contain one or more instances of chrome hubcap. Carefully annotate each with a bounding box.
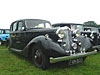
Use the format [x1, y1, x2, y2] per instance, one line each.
[34, 50, 41, 64]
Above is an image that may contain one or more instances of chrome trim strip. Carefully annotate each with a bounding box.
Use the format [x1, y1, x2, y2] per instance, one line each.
[50, 50, 97, 63]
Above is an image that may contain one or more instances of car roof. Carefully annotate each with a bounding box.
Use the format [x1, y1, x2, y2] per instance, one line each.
[52, 23, 82, 26]
[15, 19, 50, 23]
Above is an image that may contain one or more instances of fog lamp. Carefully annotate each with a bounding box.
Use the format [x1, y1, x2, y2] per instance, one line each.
[83, 48, 86, 53]
[72, 43, 77, 49]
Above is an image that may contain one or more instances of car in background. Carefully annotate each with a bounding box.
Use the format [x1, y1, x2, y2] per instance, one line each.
[0, 29, 10, 45]
[8, 19, 97, 69]
[83, 26, 100, 45]
[52, 23, 100, 47]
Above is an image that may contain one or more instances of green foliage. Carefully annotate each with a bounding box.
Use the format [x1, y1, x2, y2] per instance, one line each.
[83, 21, 97, 26]
[0, 46, 100, 75]
[83, 21, 100, 28]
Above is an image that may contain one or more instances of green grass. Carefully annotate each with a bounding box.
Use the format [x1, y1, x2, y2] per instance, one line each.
[0, 46, 100, 75]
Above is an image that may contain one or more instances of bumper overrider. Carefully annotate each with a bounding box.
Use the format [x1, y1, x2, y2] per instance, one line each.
[50, 50, 97, 63]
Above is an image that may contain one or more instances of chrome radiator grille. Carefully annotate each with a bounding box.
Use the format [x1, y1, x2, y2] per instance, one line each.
[61, 29, 72, 51]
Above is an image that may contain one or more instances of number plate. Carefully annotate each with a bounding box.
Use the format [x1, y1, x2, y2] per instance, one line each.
[68, 58, 84, 65]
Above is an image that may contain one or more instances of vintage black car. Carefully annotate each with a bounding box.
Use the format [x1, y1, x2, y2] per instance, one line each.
[53, 23, 100, 47]
[83, 26, 100, 46]
[9, 19, 97, 69]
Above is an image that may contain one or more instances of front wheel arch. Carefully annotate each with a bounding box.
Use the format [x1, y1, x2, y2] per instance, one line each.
[28, 43, 36, 58]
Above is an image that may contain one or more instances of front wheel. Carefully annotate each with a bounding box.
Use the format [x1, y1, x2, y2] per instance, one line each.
[31, 44, 49, 70]
[83, 56, 87, 62]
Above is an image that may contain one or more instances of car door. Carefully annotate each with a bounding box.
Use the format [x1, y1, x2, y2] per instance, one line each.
[15, 21, 26, 50]
[10, 21, 18, 49]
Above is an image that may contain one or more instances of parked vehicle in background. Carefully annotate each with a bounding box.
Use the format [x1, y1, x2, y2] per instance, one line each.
[83, 27, 99, 33]
[83, 21, 97, 27]
[83, 27, 100, 45]
[9, 19, 97, 70]
[52, 23, 100, 47]
[0, 29, 10, 45]
[83, 21, 100, 46]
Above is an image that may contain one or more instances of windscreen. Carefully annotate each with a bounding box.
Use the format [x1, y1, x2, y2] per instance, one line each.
[71, 25, 83, 31]
[5, 30, 10, 33]
[26, 20, 51, 28]
[84, 27, 98, 32]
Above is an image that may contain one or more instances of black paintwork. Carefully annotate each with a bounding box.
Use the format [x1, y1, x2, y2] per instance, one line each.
[9, 20, 93, 58]
[9, 19, 66, 57]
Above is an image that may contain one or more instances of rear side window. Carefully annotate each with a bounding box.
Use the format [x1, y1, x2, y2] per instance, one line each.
[11, 22, 17, 31]
[98, 29, 100, 33]
[0, 30, 2, 34]
[18, 21, 25, 31]
[5, 30, 10, 33]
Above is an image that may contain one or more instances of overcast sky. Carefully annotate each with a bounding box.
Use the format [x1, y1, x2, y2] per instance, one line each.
[0, 0, 100, 29]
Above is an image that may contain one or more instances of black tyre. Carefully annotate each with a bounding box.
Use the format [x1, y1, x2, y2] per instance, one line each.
[83, 56, 87, 61]
[6, 40, 9, 47]
[0, 40, 2, 46]
[8, 37, 12, 49]
[31, 44, 49, 70]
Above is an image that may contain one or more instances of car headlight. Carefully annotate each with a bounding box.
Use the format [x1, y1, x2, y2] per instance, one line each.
[58, 30, 65, 38]
[56, 29, 65, 39]
[74, 29, 80, 37]
[56, 27, 70, 38]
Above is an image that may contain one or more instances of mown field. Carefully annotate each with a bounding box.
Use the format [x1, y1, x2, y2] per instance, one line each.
[0, 46, 100, 75]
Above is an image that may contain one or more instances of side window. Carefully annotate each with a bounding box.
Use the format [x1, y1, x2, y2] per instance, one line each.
[18, 21, 25, 31]
[0, 30, 1, 34]
[5, 30, 10, 34]
[1, 30, 3, 34]
[12, 22, 17, 31]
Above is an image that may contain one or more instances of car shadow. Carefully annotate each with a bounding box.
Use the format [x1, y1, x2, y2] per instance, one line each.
[48, 61, 84, 70]
[8, 50, 28, 60]
[8, 51, 85, 70]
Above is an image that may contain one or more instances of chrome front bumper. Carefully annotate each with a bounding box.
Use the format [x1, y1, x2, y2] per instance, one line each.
[50, 50, 97, 63]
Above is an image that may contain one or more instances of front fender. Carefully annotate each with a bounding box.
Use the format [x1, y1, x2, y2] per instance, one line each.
[23, 35, 66, 57]
[27, 36, 50, 50]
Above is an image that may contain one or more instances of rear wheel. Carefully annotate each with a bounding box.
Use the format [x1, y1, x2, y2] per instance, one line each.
[0, 40, 2, 46]
[31, 44, 49, 70]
